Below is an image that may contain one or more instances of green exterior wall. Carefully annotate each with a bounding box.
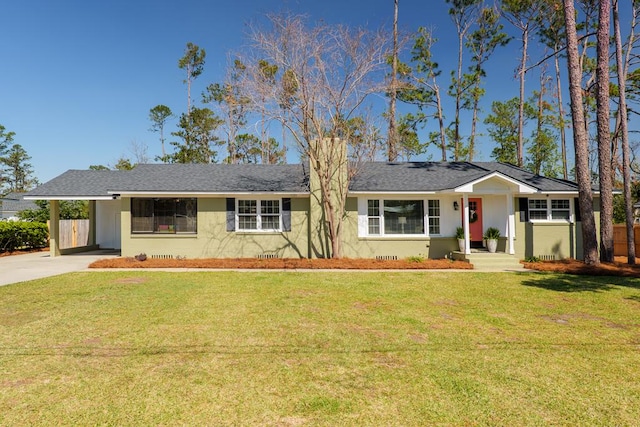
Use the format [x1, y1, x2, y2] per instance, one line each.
[339, 197, 458, 259]
[117, 194, 600, 261]
[120, 197, 310, 259]
[513, 197, 601, 261]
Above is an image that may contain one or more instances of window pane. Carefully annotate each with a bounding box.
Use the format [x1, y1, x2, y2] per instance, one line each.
[551, 199, 570, 220]
[262, 215, 280, 230]
[131, 199, 154, 233]
[551, 199, 569, 210]
[154, 199, 176, 233]
[529, 199, 547, 220]
[429, 217, 440, 235]
[238, 200, 257, 214]
[175, 199, 197, 233]
[368, 200, 379, 216]
[529, 199, 547, 210]
[368, 217, 380, 235]
[383, 200, 424, 235]
[239, 215, 257, 230]
[261, 200, 280, 215]
[428, 200, 440, 234]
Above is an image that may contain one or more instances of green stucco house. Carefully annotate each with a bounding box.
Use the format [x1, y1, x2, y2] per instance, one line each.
[25, 161, 599, 262]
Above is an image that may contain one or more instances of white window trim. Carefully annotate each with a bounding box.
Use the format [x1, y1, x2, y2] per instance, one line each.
[358, 197, 441, 238]
[236, 198, 283, 232]
[528, 198, 573, 223]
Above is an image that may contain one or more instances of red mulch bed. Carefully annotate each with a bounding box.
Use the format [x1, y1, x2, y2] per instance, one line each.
[89, 257, 473, 270]
[0, 247, 48, 258]
[522, 256, 640, 278]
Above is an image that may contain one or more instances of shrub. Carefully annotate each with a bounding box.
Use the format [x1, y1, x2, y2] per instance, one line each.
[483, 227, 500, 240]
[0, 221, 49, 252]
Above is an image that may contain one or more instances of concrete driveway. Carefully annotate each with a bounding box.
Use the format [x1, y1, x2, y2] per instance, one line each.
[0, 250, 120, 286]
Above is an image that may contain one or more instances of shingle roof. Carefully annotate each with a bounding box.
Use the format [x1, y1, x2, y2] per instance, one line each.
[26, 161, 580, 199]
[349, 162, 580, 192]
[116, 163, 309, 193]
[26, 164, 309, 198]
[0, 192, 38, 213]
[25, 170, 127, 198]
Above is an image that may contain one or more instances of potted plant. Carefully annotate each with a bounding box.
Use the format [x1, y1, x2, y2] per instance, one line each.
[484, 227, 500, 253]
[455, 227, 468, 252]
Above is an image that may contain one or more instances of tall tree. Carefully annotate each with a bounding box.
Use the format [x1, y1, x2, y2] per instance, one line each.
[178, 42, 206, 114]
[502, 0, 548, 167]
[165, 107, 223, 164]
[149, 105, 173, 160]
[387, 0, 400, 161]
[563, 0, 599, 265]
[1, 144, 37, 192]
[242, 14, 390, 258]
[613, 0, 636, 264]
[463, 4, 510, 160]
[0, 124, 16, 192]
[538, 0, 570, 179]
[527, 68, 561, 176]
[596, 0, 613, 262]
[396, 27, 447, 160]
[446, 0, 482, 161]
[257, 60, 279, 164]
[484, 97, 528, 164]
[204, 59, 250, 164]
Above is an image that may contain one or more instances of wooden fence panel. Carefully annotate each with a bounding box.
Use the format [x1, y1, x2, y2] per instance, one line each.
[59, 220, 89, 249]
[613, 225, 640, 257]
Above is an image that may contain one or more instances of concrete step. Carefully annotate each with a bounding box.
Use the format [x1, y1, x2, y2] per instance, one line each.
[454, 251, 525, 272]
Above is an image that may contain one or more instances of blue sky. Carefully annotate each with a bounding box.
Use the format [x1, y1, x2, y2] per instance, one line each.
[3, 0, 553, 182]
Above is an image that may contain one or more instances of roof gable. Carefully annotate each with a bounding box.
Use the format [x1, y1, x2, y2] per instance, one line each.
[349, 162, 579, 193]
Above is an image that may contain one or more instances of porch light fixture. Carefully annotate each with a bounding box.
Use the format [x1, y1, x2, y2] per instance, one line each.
[453, 201, 459, 211]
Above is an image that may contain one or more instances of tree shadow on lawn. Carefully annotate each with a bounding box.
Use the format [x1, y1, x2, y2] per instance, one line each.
[520, 273, 640, 293]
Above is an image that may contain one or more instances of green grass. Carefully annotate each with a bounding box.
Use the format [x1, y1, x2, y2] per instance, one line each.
[1, 271, 640, 426]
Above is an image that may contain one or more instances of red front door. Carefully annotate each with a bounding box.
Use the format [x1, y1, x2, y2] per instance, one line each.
[461, 198, 483, 246]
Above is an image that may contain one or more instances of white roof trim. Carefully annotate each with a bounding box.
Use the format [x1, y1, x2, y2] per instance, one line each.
[348, 191, 437, 195]
[23, 196, 115, 201]
[109, 191, 309, 197]
[454, 172, 538, 193]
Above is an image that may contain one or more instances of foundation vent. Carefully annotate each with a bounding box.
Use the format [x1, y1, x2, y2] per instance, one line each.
[376, 255, 398, 261]
[538, 254, 557, 261]
[257, 254, 280, 259]
[151, 254, 174, 259]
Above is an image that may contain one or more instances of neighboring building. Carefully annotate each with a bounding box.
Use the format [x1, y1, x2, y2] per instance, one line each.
[0, 192, 38, 220]
[24, 161, 600, 261]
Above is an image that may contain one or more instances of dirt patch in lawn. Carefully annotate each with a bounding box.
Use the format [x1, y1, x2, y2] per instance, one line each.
[89, 257, 473, 270]
[522, 256, 640, 278]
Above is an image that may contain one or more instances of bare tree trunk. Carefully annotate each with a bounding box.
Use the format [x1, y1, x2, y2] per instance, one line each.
[563, 0, 599, 265]
[596, 0, 614, 263]
[613, 0, 636, 264]
[387, 0, 399, 162]
[454, 31, 464, 161]
[517, 25, 528, 167]
[435, 86, 447, 161]
[554, 50, 568, 180]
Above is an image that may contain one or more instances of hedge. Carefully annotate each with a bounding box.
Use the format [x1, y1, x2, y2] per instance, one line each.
[0, 221, 49, 252]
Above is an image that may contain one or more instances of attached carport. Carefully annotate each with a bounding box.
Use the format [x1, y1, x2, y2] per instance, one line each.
[24, 170, 127, 257]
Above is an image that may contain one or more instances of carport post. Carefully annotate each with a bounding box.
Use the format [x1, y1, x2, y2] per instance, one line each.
[49, 200, 61, 257]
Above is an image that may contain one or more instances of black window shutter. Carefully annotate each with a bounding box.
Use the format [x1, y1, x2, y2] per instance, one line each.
[282, 198, 292, 232]
[226, 198, 235, 232]
[518, 197, 529, 222]
[574, 198, 581, 222]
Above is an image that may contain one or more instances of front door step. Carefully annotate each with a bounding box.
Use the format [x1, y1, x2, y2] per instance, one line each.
[452, 251, 525, 271]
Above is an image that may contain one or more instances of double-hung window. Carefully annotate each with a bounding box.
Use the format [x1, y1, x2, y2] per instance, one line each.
[528, 198, 571, 221]
[131, 198, 197, 234]
[237, 199, 281, 231]
[365, 199, 440, 236]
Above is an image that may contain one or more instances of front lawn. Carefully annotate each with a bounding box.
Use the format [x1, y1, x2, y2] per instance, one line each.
[1, 271, 639, 425]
